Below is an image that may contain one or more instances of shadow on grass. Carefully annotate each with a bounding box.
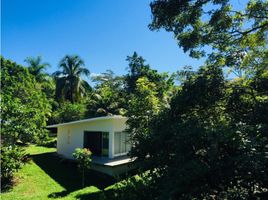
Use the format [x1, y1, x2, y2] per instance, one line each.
[74, 175, 151, 200]
[32, 152, 116, 198]
[75, 190, 105, 200]
[74, 189, 120, 200]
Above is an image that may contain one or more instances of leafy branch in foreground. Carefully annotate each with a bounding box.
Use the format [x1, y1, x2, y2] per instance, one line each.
[149, 0, 268, 76]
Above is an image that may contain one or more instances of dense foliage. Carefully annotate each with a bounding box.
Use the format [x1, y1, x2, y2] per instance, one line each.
[86, 70, 127, 117]
[131, 65, 268, 199]
[0, 146, 26, 189]
[126, 52, 174, 101]
[149, 0, 268, 62]
[1, 57, 52, 188]
[1, 0, 267, 197]
[1, 57, 52, 144]
[50, 101, 86, 124]
[121, 0, 268, 199]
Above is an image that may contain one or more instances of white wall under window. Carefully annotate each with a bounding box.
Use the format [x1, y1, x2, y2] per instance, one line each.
[114, 131, 131, 156]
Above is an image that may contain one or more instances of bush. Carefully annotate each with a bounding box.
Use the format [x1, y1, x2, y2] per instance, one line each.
[73, 148, 92, 187]
[1, 145, 26, 189]
[104, 175, 155, 200]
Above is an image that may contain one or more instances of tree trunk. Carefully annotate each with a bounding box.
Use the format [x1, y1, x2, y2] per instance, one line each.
[82, 168, 85, 188]
[70, 81, 74, 103]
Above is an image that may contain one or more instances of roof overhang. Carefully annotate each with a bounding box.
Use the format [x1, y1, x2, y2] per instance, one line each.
[46, 115, 127, 128]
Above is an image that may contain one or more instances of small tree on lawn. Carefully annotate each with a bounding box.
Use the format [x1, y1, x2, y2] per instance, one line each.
[72, 148, 92, 187]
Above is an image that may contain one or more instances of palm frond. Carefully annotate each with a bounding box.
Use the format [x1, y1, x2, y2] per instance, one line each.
[52, 71, 65, 78]
[55, 54, 91, 102]
[24, 56, 50, 81]
[76, 67, 90, 77]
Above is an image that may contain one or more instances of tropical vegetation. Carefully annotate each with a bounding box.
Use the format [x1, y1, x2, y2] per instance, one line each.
[1, 0, 267, 199]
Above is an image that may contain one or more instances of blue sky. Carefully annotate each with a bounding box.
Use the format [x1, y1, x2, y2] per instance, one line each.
[2, 0, 206, 78]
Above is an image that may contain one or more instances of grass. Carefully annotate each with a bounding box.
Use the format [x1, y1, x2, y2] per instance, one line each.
[1, 145, 116, 200]
[1, 145, 145, 200]
[24, 144, 56, 155]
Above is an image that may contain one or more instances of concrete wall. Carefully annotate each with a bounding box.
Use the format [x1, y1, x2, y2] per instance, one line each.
[57, 117, 127, 159]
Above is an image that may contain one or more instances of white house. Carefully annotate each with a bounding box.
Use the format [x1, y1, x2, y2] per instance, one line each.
[47, 115, 134, 176]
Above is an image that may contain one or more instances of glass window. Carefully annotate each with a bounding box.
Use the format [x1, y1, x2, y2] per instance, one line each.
[121, 132, 126, 153]
[126, 133, 131, 152]
[114, 132, 121, 155]
[102, 132, 109, 156]
[67, 129, 71, 144]
[114, 132, 131, 155]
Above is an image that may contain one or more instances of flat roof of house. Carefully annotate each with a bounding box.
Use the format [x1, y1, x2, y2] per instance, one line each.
[46, 115, 127, 128]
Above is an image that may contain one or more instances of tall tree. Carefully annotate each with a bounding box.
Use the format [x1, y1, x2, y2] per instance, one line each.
[1, 57, 51, 144]
[128, 64, 268, 199]
[24, 56, 50, 82]
[53, 55, 91, 103]
[126, 77, 160, 160]
[126, 52, 175, 103]
[119, 1, 268, 199]
[149, 0, 268, 75]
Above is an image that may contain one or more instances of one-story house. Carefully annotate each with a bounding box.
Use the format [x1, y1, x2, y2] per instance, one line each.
[47, 115, 135, 176]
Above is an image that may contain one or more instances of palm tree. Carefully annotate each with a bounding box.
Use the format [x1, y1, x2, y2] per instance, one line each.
[53, 55, 91, 103]
[24, 56, 50, 82]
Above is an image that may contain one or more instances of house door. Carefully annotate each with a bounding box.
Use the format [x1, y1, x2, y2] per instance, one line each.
[84, 131, 102, 156]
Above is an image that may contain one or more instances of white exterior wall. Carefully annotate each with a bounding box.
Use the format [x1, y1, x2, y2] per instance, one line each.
[56, 118, 127, 159]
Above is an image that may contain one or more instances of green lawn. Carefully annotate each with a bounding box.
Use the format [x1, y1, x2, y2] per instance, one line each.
[1, 145, 116, 200]
[24, 144, 56, 155]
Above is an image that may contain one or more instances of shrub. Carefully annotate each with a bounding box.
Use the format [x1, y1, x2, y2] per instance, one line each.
[1, 145, 26, 189]
[104, 175, 155, 200]
[73, 148, 92, 187]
